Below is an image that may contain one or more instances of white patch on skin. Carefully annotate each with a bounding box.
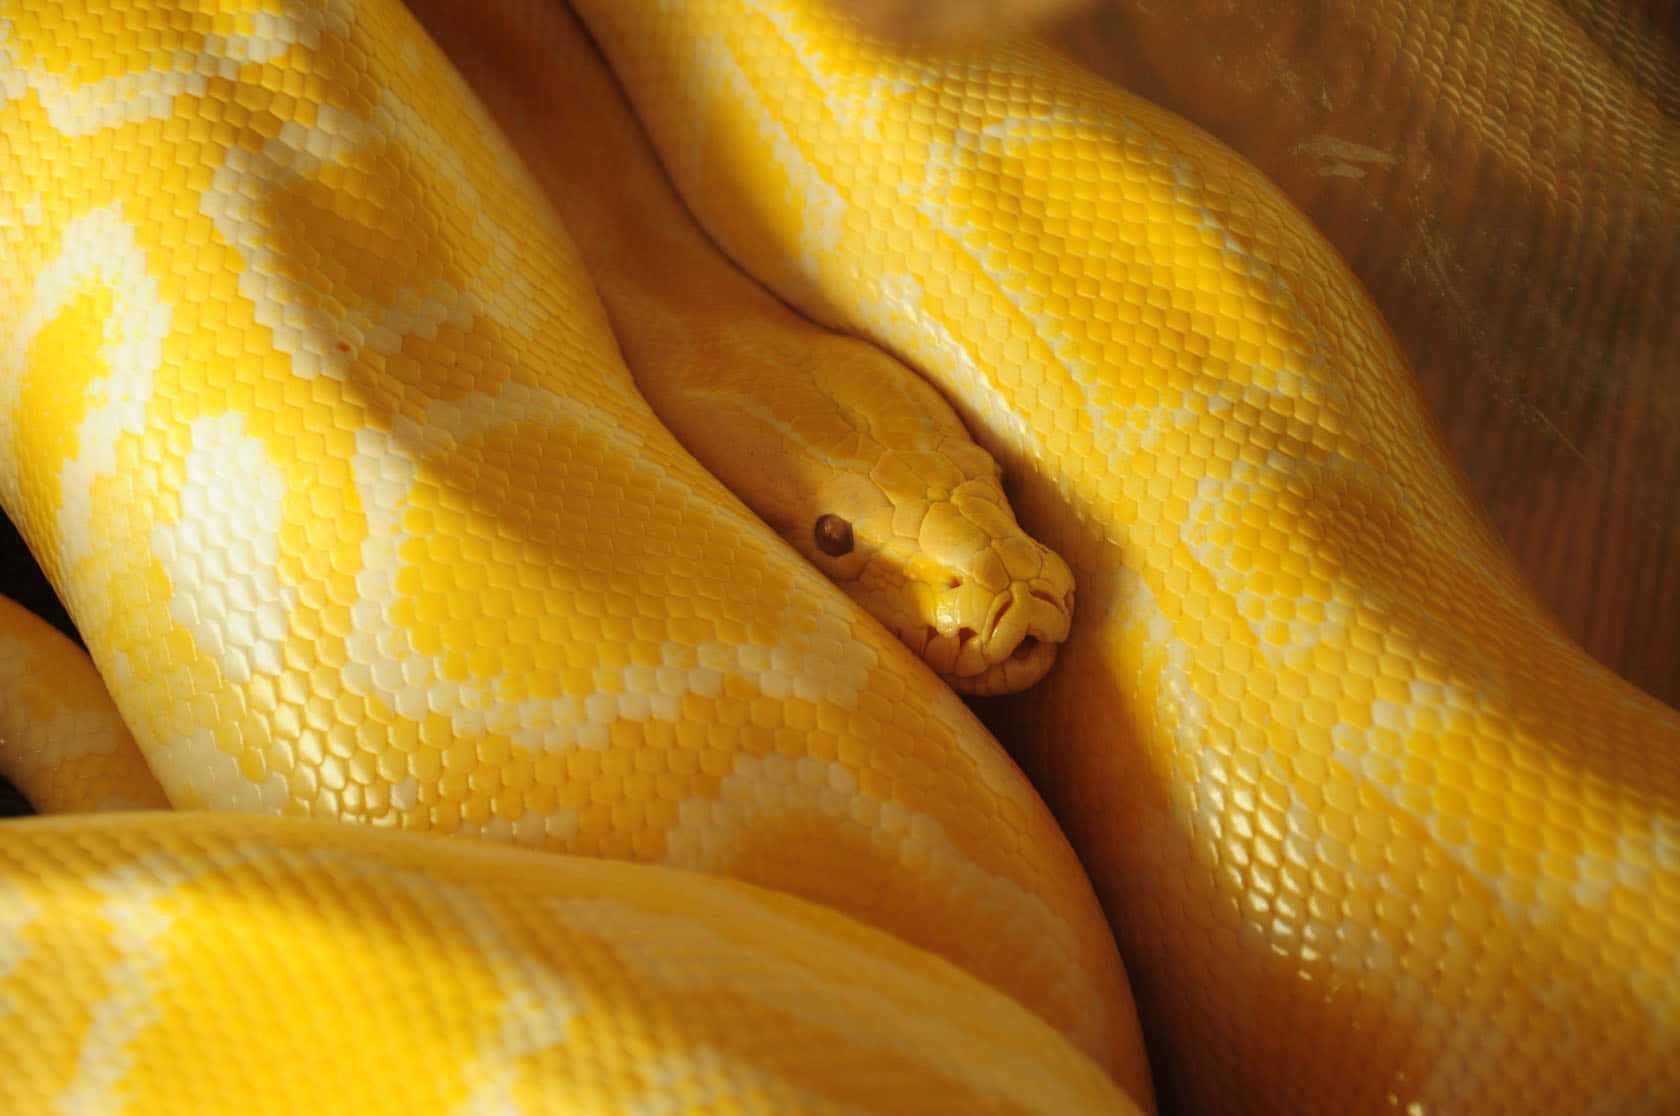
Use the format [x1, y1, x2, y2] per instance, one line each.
[164, 727, 293, 814]
[544, 890, 1089, 1109]
[371, 85, 547, 342]
[149, 412, 297, 687]
[1333, 673, 1677, 964]
[674, 384, 824, 465]
[458, 808, 579, 850]
[388, 775, 421, 813]
[724, 32, 848, 285]
[731, 78, 1056, 466]
[896, 126, 1120, 466]
[0, 619, 131, 773]
[622, 4, 846, 300]
[54, 853, 193, 1116]
[135, 413, 297, 809]
[337, 864, 580, 1116]
[1111, 565, 1209, 748]
[341, 380, 876, 757]
[451, 964, 581, 1116]
[708, 63, 1051, 465]
[47, 836, 579, 1115]
[656, 750, 1100, 1056]
[398, 36, 424, 75]
[622, 1045, 853, 1116]
[0, 3, 318, 136]
[198, 81, 542, 386]
[861, 268, 1047, 464]
[200, 110, 377, 386]
[11, 708, 134, 771]
[0, 874, 38, 984]
[1114, 566, 1459, 1029]
[1179, 454, 1362, 671]
[0, 205, 169, 577]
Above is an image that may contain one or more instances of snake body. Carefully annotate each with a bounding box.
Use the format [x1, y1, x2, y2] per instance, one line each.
[0, 0, 1149, 1106]
[572, 0, 1680, 1110]
[0, 594, 167, 812]
[2, 811, 1136, 1113]
[1066, 0, 1680, 704]
[403, 0, 1077, 697]
[2, 0, 1678, 1111]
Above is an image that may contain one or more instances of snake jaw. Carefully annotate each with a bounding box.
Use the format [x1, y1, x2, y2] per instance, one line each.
[705, 376, 1075, 695]
[932, 551, 1075, 695]
[821, 525, 1073, 695]
[911, 599, 1067, 695]
[859, 519, 1075, 695]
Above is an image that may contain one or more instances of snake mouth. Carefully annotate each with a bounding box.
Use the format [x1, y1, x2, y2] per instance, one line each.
[914, 580, 1073, 695]
[932, 629, 1062, 695]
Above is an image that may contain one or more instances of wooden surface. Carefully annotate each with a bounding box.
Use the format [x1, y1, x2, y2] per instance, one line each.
[1048, 0, 1680, 710]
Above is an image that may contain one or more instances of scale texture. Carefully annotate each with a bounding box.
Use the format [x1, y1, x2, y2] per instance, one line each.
[0, 812, 1139, 1114]
[0, 594, 167, 812]
[572, 0, 1680, 1110]
[0, 0, 1151, 1107]
[402, 0, 1079, 698]
[1060, 0, 1680, 710]
[3, 0, 1678, 1110]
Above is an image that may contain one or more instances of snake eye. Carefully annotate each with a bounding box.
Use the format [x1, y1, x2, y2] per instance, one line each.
[813, 514, 854, 557]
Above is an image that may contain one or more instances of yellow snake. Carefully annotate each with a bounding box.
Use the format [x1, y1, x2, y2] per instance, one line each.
[1, 0, 1676, 1112]
[0, 0, 1146, 1107]
[435, 0, 1078, 699]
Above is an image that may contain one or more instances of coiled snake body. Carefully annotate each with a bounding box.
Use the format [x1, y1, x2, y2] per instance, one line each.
[0, 0, 1676, 1112]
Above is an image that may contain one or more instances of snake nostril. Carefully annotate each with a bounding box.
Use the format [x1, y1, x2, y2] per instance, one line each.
[947, 576, 963, 590]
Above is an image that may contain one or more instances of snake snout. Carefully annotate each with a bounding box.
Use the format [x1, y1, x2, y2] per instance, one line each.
[859, 479, 1075, 695]
[929, 558, 1074, 696]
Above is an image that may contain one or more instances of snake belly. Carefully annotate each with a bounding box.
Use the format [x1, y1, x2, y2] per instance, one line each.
[0, 0, 1152, 1101]
[571, 0, 1680, 1111]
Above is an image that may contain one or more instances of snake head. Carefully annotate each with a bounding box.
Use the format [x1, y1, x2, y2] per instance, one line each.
[796, 438, 1075, 695]
[645, 326, 1073, 695]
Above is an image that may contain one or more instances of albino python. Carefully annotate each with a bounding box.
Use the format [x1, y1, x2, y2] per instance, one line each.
[0, 0, 1150, 1109]
[0, 0, 1676, 1114]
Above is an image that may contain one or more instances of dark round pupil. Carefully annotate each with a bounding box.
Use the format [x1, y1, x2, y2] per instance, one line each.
[813, 514, 854, 557]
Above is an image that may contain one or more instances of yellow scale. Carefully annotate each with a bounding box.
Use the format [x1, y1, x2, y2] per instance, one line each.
[0, 0, 1675, 1112]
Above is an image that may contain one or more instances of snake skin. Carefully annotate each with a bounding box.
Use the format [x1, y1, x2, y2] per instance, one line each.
[0, 594, 167, 812]
[0, 0, 1152, 1108]
[4, 0, 1678, 1110]
[572, 0, 1680, 1110]
[402, 0, 1079, 698]
[0, 811, 1137, 1113]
